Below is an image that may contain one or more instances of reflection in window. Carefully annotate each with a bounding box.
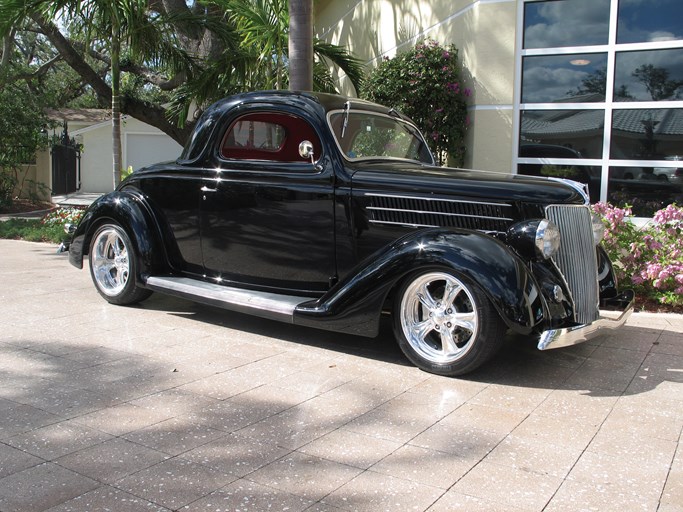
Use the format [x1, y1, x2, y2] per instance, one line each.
[522, 54, 607, 103]
[523, 0, 609, 49]
[610, 109, 683, 160]
[518, 163, 601, 202]
[520, 110, 605, 159]
[617, 0, 683, 44]
[614, 49, 683, 102]
[608, 167, 683, 217]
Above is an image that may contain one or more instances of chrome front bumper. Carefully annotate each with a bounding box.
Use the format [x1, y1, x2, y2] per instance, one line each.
[538, 290, 635, 351]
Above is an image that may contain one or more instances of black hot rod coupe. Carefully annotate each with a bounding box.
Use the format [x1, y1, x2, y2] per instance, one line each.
[67, 91, 634, 376]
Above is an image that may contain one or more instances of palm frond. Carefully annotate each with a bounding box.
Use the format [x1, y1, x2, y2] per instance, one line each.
[313, 39, 364, 93]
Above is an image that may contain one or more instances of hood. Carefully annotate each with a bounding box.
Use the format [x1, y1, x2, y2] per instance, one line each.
[349, 162, 588, 206]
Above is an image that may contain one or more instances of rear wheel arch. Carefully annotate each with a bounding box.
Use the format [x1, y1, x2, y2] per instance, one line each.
[81, 194, 165, 280]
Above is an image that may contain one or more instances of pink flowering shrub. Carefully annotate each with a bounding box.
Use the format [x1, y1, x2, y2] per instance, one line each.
[592, 202, 683, 308]
[361, 39, 469, 166]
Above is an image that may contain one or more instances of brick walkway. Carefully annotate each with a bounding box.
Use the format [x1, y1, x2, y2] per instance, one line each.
[0, 239, 681, 511]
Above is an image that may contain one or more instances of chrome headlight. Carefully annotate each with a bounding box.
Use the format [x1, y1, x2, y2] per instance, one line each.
[591, 213, 605, 245]
[507, 219, 561, 260]
[535, 219, 561, 259]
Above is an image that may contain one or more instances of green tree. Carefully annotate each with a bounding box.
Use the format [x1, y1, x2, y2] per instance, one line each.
[362, 40, 469, 166]
[0, 80, 49, 208]
[0, 0, 363, 175]
[0, 0, 239, 145]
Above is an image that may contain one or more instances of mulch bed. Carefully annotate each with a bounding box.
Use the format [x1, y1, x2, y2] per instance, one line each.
[0, 198, 55, 215]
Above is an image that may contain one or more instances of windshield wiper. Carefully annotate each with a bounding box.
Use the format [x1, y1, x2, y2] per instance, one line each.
[341, 101, 350, 138]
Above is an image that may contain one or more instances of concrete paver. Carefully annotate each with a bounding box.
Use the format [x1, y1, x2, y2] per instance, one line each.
[0, 239, 682, 512]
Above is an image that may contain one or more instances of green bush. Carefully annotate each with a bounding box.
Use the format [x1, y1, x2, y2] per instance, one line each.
[362, 39, 470, 166]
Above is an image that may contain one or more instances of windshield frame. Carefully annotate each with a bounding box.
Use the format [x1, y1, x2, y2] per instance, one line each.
[326, 109, 435, 166]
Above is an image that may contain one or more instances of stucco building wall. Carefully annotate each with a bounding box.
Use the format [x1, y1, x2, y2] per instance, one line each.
[316, 0, 517, 172]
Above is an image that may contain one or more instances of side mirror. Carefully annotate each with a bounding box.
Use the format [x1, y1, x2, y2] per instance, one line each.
[298, 140, 315, 164]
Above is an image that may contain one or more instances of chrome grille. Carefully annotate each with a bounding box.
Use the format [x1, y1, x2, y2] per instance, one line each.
[366, 193, 514, 232]
[546, 204, 599, 324]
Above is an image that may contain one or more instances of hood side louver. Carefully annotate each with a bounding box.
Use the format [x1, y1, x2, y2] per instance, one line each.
[365, 193, 514, 232]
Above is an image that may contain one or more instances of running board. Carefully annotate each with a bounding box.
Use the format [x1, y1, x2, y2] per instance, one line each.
[145, 276, 312, 322]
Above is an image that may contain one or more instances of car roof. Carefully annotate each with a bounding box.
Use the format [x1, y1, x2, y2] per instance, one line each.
[180, 91, 403, 162]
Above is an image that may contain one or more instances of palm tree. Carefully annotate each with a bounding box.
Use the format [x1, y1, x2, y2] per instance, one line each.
[221, 0, 362, 92]
[288, 0, 312, 91]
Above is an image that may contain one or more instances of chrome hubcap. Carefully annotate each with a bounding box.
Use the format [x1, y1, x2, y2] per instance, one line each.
[400, 272, 479, 364]
[92, 228, 129, 296]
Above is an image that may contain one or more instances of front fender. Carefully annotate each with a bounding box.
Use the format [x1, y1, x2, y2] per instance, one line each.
[68, 190, 163, 281]
[294, 229, 545, 337]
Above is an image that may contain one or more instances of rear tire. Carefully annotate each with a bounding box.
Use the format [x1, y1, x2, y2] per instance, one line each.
[89, 223, 152, 305]
[393, 269, 506, 376]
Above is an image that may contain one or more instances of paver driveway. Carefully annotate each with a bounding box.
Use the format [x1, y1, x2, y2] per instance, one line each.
[0, 239, 682, 511]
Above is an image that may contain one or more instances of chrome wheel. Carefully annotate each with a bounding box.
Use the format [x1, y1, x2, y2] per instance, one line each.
[91, 226, 130, 297]
[399, 271, 479, 365]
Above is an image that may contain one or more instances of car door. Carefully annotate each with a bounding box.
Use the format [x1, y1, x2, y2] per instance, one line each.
[199, 109, 336, 294]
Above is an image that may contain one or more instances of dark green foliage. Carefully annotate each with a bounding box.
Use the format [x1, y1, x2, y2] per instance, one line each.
[0, 218, 65, 243]
[0, 80, 50, 208]
[361, 40, 469, 166]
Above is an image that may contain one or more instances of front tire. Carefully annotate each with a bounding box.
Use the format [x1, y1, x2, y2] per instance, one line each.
[393, 269, 506, 376]
[89, 223, 152, 305]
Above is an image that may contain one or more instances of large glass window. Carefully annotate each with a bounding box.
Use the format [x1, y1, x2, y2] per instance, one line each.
[617, 0, 683, 44]
[608, 166, 683, 217]
[520, 110, 604, 159]
[517, 0, 683, 215]
[610, 108, 683, 160]
[522, 54, 608, 103]
[523, 0, 610, 49]
[614, 49, 683, 102]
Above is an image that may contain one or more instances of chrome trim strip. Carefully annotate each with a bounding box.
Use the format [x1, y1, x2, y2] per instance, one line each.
[367, 206, 513, 222]
[145, 276, 310, 322]
[538, 290, 635, 350]
[365, 192, 512, 208]
[368, 219, 439, 228]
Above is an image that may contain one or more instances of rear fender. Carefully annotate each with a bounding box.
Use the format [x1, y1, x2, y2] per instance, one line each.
[68, 190, 163, 281]
[294, 228, 545, 337]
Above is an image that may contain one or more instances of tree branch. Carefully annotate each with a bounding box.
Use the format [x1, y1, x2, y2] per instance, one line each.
[33, 13, 193, 145]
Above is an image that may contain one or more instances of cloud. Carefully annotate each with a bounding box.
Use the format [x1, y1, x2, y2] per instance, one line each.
[525, 0, 609, 48]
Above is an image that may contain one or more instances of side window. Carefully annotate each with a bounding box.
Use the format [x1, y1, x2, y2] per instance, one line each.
[220, 111, 321, 163]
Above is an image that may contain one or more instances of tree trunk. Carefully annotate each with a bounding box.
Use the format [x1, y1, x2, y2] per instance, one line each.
[111, 20, 122, 188]
[288, 0, 313, 91]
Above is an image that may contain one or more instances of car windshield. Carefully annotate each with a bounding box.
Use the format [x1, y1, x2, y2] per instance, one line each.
[328, 110, 434, 164]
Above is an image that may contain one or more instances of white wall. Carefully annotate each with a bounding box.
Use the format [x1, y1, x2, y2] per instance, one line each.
[73, 117, 183, 193]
